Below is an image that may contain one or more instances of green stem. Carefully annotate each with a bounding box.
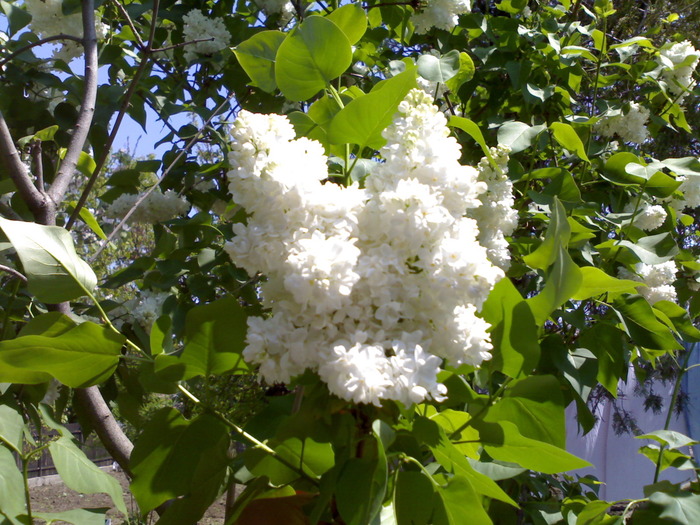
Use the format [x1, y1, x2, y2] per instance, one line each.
[652, 347, 693, 484]
[1, 279, 20, 340]
[327, 85, 353, 184]
[22, 456, 32, 519]
[400, 454, 441, 487]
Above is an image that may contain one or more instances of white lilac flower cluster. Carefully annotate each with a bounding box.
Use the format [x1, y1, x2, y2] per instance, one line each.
[595, 102, 650, 144]
[656, 40, 700, 101]
[623, 200, 667, 231]
[468, 145, 517, 271]
[619, 261, 677, 305]
[105, 189, 189, 223]
[128, 290, 170, 330]
[412, 0, 472, 33]
[25, 0, 108, 62]
[182, 10, 231, 63]
[225, 89, 506, 407]
[669, 175, 700, 212]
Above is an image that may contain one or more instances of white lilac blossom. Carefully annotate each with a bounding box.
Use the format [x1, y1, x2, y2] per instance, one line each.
[412, 0, 472, 33]
[623, 200, 667, 231]
[225, 90, 506, 407]
[182, 10, 231, 62]
[257, 0, 295, 23]
[619, 261, 678, 304]
[595, 103, 650, 144]
[468, 145, 517, 270]
[657, 40, 700, 101]
[25, 0, 108, 61]
[669, 175, 700, 212]
[128, 290, 170, 330]
[105, 189, 189, 223]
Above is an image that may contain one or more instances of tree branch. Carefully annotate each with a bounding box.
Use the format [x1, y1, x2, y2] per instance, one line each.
[47, 0, 99, 206]
[0, 34, 83, 69]
[0, 264, 27, 282]
[0, 111, 47, 216]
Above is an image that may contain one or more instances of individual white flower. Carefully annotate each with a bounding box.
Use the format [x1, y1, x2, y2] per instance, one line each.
[623, 201, 666, 231]
[105, 188, 189, 223]
[25, 0, 108, 61]
[619, 261, 677, 304]
[226, 90, 502, 407]
[256, 0, 295, 24]
[595, 103, 650, 144]
[656, 40, 700, 101]
[468, 145, 517, 270]
[412, 0, 472, 33]
[182, 10, 231, 62]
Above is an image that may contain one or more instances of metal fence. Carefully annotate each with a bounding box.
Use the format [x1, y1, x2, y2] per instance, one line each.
[16, 423, 113, 478]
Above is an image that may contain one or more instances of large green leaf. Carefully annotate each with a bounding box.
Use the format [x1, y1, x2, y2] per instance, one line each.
[0, 322, 124, 387]
[649, 491, 700, 525]
[523, 198, 570, 270]
[549, 122, 589, 162]
[246, 436, 335, 485]
[449, 116, 492, 160]
[395, 471, 434, 525]
[580, 323, 628, 395]
[328, 69, 417, 150]
[336, 432, 388, 525]
[40, 406, 126, 515]
[34, 509, 108, 525]
[0, 404, 24, 453]
[234, 30, 286, 93]
[612, 295, 682, 351]
[482, 279, 540, 378]
[417, 50, 460, 83]
[326, 3, 367, 45]
[445, 52, 475, 92]
[497, 121, 545, 153]
[130, 408, 230, 513]
[155, 297, 249, 380]
[0, 0, 31, 35]
[653, 301, 700, 342]
[572, 267, 640, 300]
[0, 446, 26, 525]
[476, 421, 589, 473]
[483, 375, 566, 448]
[275, 16, 352, 101]
[0, 218, 97, 303]
[527, 246, 583, 325]
[432, 475, 491, 525]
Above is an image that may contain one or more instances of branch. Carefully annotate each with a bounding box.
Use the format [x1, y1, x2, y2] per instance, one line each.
[108, 0, 146, 51]
[0, 111, 46, 215]
[47, 0, 99, 205]
[0, 264, 27, 283]
[30, 141, 44, 192]
[0, 34, 83, 69]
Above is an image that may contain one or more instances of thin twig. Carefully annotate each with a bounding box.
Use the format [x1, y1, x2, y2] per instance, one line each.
[0, 34, 83, 69]
[108, 0, 146, 50]
[30, 141, 44, 192]
[150, 37, 216, 54]
[0, 264, 27, 283]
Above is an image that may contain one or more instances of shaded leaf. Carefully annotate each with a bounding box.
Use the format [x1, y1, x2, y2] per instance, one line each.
[234, 30, 286, 93]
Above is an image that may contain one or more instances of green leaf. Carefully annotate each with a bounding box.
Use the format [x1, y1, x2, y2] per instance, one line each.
[0, 446, 26, 525]
[246, 436, 335, 485]
[612, 295, 682, 351]
[445, 52, 475, 92]
[484, 375, 566, 448]
[482, 279, 540, 378]
[275, 16, 352, 101]
[549, 122, 590, 162]
[0, 322, 124, 387]
[34, 509, 108, 525]
[495, 0, 528, 14]
[395, 471, 434, 525]
[637, 430, 698, 450]
[336, 433, 388, 525]
[413, 417, 517, 507]
[432, 410, 480, 458]
[0, 0, 31, 35]
[328, 69, 416, 149]
[497, 121, 545, 154]
[155, 297, 249, 380]
[433, 475, 491, 525]
[527, 246, 583, 325]
[0, 404, 25, 454]
[526, 168, 581, 203]
[652, 301, 700, 342]
[572, 267, 640, 300]
[234, 30, 286, 93]
[603, 152, 646, 186]
[449, 116, 492, 160]
[40, 406, 126, 515]
[523, 198, 570, 270]
[130, 408, 230, 513]
[580, 323, 627, 395]
[649, 491, 700, 525]
[326, 3, 367, 45]
[476, 421, 590, 473]
[67, 202, 108, 241]
[417, 50, 460, 83]
[0, 218, 97, 303]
